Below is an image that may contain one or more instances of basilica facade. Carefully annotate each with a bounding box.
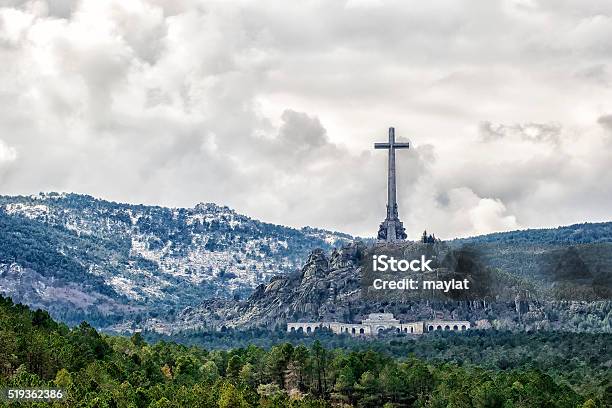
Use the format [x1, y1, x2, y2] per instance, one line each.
[287, 313, 471, 337]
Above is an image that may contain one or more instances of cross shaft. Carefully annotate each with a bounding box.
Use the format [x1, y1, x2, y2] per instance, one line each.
[374, 127, 409, 242]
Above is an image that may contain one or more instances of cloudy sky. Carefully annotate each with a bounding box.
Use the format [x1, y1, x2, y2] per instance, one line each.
[1, 0, 611, 239]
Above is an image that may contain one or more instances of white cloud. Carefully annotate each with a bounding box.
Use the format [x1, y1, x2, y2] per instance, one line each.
[468, 196, 520, 236]
[0, 7, 33, 44]
[0, 0, 611, 238]
[0, 140, 17, 162]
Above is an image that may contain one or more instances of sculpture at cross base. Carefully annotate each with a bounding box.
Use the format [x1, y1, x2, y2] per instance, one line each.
[374, 127, 409, 243]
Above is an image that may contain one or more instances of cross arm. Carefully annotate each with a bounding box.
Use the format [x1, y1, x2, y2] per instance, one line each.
[394, 142, 410, 149]
[374, 143, 390, 149]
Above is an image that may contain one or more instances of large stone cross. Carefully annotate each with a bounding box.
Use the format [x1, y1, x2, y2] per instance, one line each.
[374, 127, 409, 242]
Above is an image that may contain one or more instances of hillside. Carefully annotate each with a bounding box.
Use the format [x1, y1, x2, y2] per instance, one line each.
[151, 241, 611, 335]
[0, 193, 351, 326]
[455, 222, 612, 245]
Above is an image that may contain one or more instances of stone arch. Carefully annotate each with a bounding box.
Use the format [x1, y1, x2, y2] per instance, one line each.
[436, 325, 442, 331]
[306, 327, 311, 334]
[410, 327, 414, 333]
[461, 325, 466, 330]
[290, 327, 296, 332]
[453, 325, 458, 331]
[359, 328, 365, 335]
[444, 325, 450, 331]
[428, 325, 434, 332]
[297, 327, 304, 333]
[352, 327, 356, 334]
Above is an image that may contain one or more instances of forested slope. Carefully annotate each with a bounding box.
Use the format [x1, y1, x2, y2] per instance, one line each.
[455, 221, 612, 245]
[0, 295, 608, 407]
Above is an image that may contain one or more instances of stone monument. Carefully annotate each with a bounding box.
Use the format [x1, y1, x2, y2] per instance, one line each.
[374, 127, 409, 242]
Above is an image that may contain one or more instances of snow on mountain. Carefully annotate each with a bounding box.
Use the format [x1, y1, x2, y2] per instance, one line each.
[0, 193, 352, 327]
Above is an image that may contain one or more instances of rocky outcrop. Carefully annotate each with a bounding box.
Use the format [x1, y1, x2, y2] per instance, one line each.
[176, 242, 364, 331]
[168, 240, 612, 334]
[300, 249, 330, 281]
[174, 241, 487, 331]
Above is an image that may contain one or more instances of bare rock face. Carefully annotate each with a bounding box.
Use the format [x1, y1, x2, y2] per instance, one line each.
[174, 241, 479, 331]
[175, 241, 482, 331]
[169, 240, 612, 334]
[330, 243, 364, 269]
[300, 249, 330, 281]
[175, 242, 365, 331]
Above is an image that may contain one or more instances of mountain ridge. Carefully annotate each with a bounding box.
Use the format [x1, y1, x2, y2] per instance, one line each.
[0, 192, 352, 326]
[454, 221, 612, 245]
[1, 192, 611, 332]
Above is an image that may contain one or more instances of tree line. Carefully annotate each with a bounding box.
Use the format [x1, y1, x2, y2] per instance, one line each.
[0, 295, 608, 407]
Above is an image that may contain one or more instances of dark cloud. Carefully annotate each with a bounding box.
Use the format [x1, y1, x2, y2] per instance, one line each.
[435, 192, 450, 208]
[597, 114, 612, 131]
